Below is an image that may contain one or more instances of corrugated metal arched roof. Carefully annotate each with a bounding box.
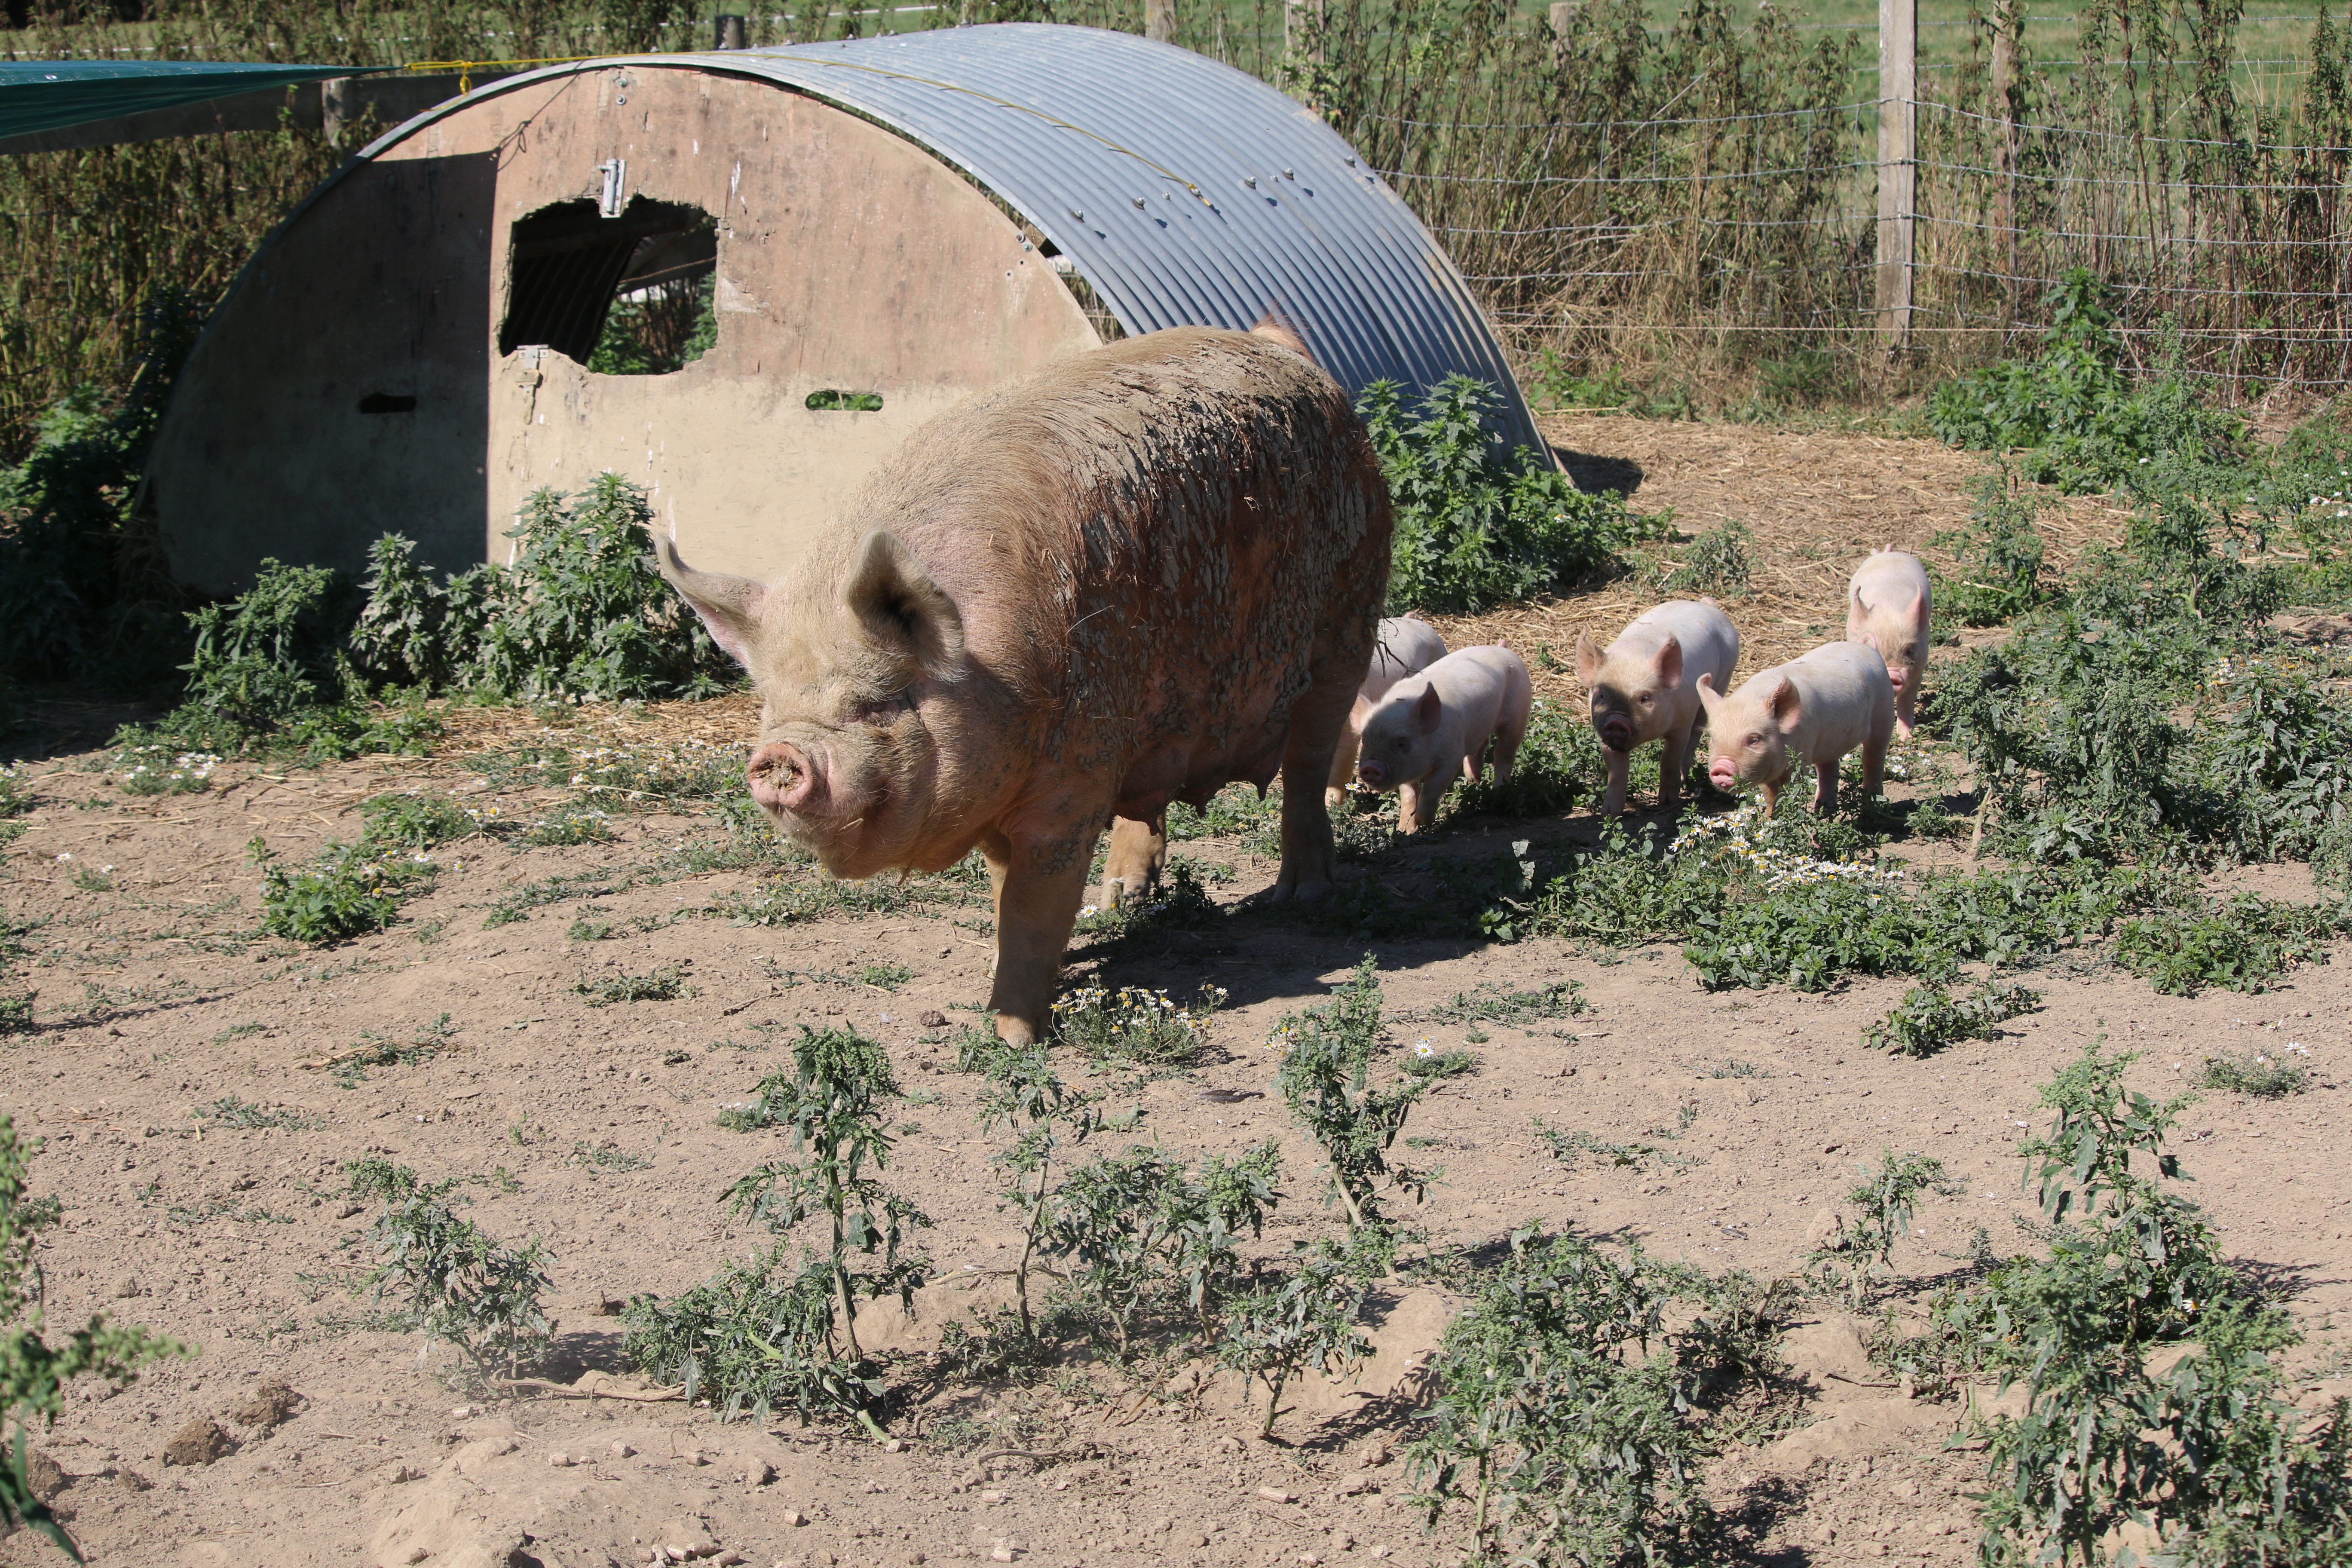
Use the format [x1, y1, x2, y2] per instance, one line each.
[369, 23, 1547, 456]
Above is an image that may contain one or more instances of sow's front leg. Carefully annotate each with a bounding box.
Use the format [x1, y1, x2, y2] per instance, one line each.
[981, 824, 1098, 1045]
[1100, 812, 1167, 910]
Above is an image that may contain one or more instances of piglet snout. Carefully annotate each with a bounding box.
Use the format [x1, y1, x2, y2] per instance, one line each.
[1708, 759, 1738, 792]
[748, 741, 821, 813]
[1356, 760, 1388, 789]
[1597, 716, 1635, 752]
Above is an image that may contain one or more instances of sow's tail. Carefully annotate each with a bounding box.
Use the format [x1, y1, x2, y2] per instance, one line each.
[1249, 311, 1315, 365]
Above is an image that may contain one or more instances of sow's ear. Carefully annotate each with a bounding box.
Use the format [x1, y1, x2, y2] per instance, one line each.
[654, 537, 763, 668]
[844, 530, 966, 676]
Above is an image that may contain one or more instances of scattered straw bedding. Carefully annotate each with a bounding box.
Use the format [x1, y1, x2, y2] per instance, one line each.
[411, 420, 2123, 760]
[1426, 413, 2130, 704]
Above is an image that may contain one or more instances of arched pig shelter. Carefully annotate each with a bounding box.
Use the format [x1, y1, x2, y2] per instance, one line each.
[145, 23, 1546, 596]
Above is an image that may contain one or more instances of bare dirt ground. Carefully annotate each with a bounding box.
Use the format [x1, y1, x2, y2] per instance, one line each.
[3, 420, 2347, 1568]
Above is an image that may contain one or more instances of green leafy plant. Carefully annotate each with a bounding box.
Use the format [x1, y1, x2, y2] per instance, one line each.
[1216, 1238, 1375, 1436]
[1806, 1150, 1963, 1307]
[855, 962, 912, 992]
[969, 1043, 1098, 1341]
[572, 965, 692, 1005]
[359, 792, 478, 851]
[1406, 1225, 1716, 1568]
[2196, 1042, 2312, 1098]
[1272, 956, 1431, 1235]
[351, 475, 735, 701]
[251, 836, 431, 944]
[1, 1114, 182, 1561]
[1050, 981, 1224, 1068]
[523, 803, 613, 846]
[1901, 1040, 2340, 1567]
[1044, 1139, 1282, 1351]
[1927, 272, 2242, 493]
[1936, 471, 2050, 626]
[2113, 895, 2340, 995]
[1362, 376, 1660, 614]
[1648, 519, 1752, 598]
[707, 1026, 930, 1433]
[622, 1244, 888, 1426]
[1861, 979, 2043, 1057]
[346, 1157, 553, 1379]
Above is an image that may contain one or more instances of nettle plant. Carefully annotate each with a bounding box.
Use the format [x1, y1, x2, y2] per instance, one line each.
[1877, 1039, 2352, 1566]
[1406, 1225, 1717, 1568]
[1362, 375, 1660, 615]
[346, 1157, 553, 1382]
[2, 1116, 182, 1560]
[635, 1026, 928, 1434]
[1045, 1139, 1283, 1352]
[1805, 1150, 1963, 1308]
[1271, 956, 1434, 1236]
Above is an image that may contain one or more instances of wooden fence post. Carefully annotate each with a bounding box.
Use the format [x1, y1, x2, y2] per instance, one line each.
[1145, 0, 1176, 43]
[1876, 0, 1917, 351]
[1991, 0, 2020, 322]
[1286, 0, 1325, 69]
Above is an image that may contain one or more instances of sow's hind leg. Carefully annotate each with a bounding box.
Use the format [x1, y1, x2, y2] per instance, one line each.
[1100, 812, 1167, 910]
[1269, 670, 1357, 904]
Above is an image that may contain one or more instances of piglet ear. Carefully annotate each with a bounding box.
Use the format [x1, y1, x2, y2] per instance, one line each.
[1694, 670, 1722, 716]
[845, 530, 965, 677]
[1768, 675, 1802, 729]
[655, 536, 763, 668]
[1654, 634, 1684, 690]
[1415, 684, 1443, 734]
[1909, 588, 1931, 634]
[1573, 631, 1601, 688]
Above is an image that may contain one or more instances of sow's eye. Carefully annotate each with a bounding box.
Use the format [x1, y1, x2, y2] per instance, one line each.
[850, 692, 911, 724]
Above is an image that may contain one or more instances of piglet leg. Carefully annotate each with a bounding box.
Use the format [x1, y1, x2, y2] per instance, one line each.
[1658, 718, 1694, 813]
[1324, 696, 1371, 810]
[983, 825, 1098, 1045]
[1491, 709, 1527, 787]
[1600, 746, 1632, 816]
[1812, 760, 1840, 816]
[1860, 732, 1888, 798]
[1100, 812, 1167, 910]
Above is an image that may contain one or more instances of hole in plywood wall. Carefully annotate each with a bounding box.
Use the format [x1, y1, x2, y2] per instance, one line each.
[805, 391, 884, 412]
[499, 195, 718, 374]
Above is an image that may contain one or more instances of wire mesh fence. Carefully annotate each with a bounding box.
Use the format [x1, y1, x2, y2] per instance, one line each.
[6, 0, 2352, 459]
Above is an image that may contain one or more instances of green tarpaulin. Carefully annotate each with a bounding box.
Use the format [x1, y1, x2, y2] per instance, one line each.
[0, 59, 372, 143]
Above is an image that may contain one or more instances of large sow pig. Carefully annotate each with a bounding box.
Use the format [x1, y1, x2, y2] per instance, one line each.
[1574, 599, 1740, 815]
[656, 325, 1391, 1044]
[1845, 548, 1933, 739]
[1325, 616, 1450, 807]
[1353, 645, 1533, 832]
[1695, 642, 1895, 815]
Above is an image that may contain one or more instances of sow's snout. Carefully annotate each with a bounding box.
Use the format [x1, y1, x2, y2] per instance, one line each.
[747, 741, 822, 814]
